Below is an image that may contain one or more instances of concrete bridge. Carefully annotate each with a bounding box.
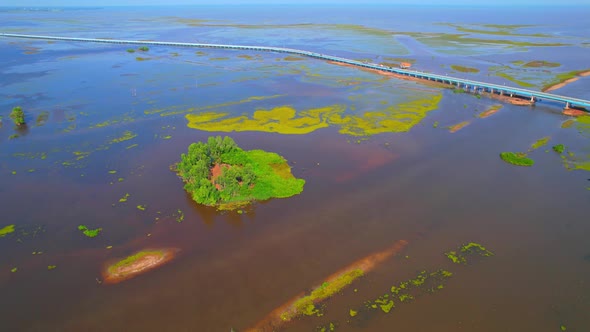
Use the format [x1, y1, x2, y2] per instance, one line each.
[1, 32, 589, 111]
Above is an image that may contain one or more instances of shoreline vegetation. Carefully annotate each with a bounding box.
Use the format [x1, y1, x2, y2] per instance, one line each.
[542, 70, 590, 92]
[173, 136, 304, 210]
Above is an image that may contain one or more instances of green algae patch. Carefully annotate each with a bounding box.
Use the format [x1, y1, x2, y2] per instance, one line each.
[175, 209, 184, 222]
[0, 224, 15, 237]
[11, 267, 17, 273]
[186, 104, 343, 135]
[47, 265, 56, 270]
[446, 243, 494, 264]
[103, 248, 177, 284]
[349, 309, 358, 317]
[445, 251, 466, 264]
[281, 269, 364, 321]
[530, 136, 551, 150]
[500, 152, 534, 166]
[552, 144, 565, 154]
[451, 65, 479, 73]
[362, 269, 453, 317]
[331, 94, 443, 136]
[78, 225, 102, 238]
[119, 193, 130, 203]
[110, 131, 137, 144]
[461, 242, 494, 256]
[574, 161, 590, 171]
[186, 94, 442, 137]
[137, 205, 146, 211]
[174, 136, 304, 210]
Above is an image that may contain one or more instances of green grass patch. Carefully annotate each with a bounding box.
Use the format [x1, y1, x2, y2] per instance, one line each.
[450, 65, 479, 73]
[174, 136, 305, 210]
[138, 46, 149, 52]
[500, 152, 535, 166]
[523, 60, 560, 68]
[78, 225, 102, 238]
[126, 49, 135, 53]
[108, 250, 163, 273]
[282, 269, 364, 320]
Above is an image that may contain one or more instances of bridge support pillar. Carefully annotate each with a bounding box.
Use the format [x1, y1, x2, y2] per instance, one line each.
[565, 102, 570, 109]
[530, 96, 536, 103]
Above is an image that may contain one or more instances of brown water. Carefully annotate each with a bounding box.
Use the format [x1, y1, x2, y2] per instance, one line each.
[2, 6, 590, 329]
[2, 99, 589, 332]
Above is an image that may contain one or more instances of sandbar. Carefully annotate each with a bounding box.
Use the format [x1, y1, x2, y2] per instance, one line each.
[103, 248, 177, 284]
[543, 70, 590, 92]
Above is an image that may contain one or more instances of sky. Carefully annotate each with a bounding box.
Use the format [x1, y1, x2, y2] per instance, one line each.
[1, 0, 588, 6]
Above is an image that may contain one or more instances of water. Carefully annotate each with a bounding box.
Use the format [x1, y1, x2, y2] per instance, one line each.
[0, 5, 589, 332]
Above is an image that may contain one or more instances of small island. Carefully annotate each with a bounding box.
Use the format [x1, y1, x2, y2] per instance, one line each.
[500, 152, 535, 166]
[173, 136, 305, 210]
[10, 106, 25, 126]
[103, 249, 176, 284]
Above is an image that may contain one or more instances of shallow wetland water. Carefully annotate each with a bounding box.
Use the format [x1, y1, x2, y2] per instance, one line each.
[1, 5, 590, 332]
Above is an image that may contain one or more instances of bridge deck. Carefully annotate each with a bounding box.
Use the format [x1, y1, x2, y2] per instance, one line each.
[1, 33, 589, 110]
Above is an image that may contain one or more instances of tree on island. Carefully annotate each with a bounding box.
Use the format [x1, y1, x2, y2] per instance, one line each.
[174, 136, 304, 209]
[9, 106, 25, 126]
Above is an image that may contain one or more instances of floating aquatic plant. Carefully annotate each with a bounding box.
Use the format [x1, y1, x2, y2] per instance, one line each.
[500, 152, 534, 166]
[78, 225, 102, 238]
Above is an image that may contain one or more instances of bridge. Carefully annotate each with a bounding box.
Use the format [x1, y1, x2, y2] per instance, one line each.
[1, 32, 589, 111]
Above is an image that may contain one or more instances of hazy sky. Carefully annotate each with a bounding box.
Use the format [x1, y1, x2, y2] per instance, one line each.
[1, 0, 588, 6]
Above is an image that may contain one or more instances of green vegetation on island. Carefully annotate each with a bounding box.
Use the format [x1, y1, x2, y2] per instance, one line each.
[138, 46, 149, 52]
[500, 152, 535, 166]
[173, 136, 305, 209]
[10, 106, 25, 126]
[552, 144, 565, 154]
[78, 225, 102, 238]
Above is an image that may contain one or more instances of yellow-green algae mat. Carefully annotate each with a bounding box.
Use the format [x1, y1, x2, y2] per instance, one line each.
[186, 94, 442, 136]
